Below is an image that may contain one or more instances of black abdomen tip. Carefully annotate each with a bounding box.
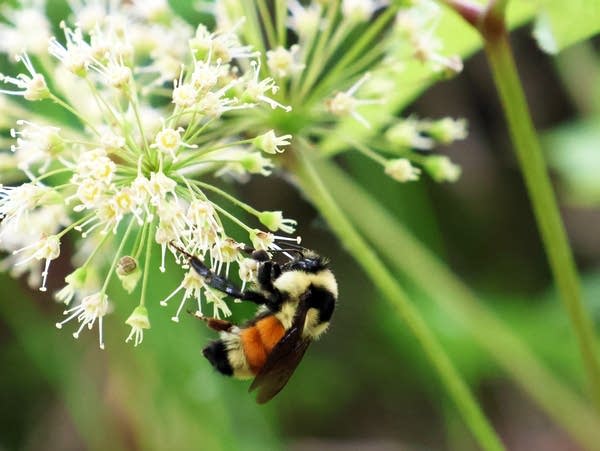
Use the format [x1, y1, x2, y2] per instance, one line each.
[203, 340, 234, 376]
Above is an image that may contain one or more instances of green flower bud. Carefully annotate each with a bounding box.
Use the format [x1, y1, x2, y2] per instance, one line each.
[424, 156, 461, 183]
[258, 210, 297, 234]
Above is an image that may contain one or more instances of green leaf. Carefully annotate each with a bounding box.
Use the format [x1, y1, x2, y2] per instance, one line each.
[544, 117, 600, 206]
[533, 0, 600, 53]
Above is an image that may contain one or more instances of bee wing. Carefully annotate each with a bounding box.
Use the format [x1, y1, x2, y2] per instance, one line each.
[249, 296, 311, 404]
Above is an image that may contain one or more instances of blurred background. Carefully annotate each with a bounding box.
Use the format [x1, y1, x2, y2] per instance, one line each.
[1, 1, 600, 450]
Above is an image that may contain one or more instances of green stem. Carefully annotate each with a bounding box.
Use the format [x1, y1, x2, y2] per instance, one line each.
[316, 158, 600, 449]
[275, 0, 287, 46]
[139, 217, 155, 307]
[481, 13, 600, 410]
[101, 217, 136, 294]
[256, 0, 278, 50]
[292, 148, 504, 451]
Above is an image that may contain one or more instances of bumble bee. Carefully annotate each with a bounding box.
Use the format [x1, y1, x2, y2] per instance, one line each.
[172, 244, 338, 403]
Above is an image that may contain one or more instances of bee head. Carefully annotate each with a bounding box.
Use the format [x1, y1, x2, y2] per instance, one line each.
[284, 250, 329, 273]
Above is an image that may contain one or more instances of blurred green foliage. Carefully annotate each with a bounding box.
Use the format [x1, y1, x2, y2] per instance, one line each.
[3, 0, 600, 450]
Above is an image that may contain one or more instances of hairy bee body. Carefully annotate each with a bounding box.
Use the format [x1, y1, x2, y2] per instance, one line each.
[203, 264, 338, 384]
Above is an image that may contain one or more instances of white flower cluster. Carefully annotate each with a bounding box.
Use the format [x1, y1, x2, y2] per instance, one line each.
[0, 0, 469, 350]
[206, 0, 467, 184]
[0, 0, 297, 349]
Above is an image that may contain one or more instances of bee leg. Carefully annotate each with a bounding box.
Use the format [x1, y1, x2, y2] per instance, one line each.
[240, 245, 270, 262]
[257, 261, 282, 294]
[190, 312, 235, 332]
[189, 255, 280, 309]
[189, 256, 247, 299]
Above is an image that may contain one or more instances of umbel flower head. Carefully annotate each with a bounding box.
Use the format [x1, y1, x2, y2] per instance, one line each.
[0, 0, 298, 348]
[199, 0, 467, 183]
[0, 0, 468, 349]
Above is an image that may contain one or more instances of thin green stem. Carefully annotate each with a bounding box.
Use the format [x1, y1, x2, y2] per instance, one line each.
[275, 0, 287, 46]
[295, 1, 340, 100]
[256, 0, 278, 50]
[188, 179, 261, 216]
[316, 157, 600, 449]
[306, 6, 397, 104]
[133, 221, 150, 261]
[50, 94, 100, 137]
[81, 232, 111, 269]
[292, 147, 504, 451]
[139, 217, 155, 306]
[483, 20, 600, 410]
[101, 217, 136, 294]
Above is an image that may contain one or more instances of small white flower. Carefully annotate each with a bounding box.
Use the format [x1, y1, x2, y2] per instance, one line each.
[239, 152, 275, 176]
[386, 119, 435, 150]
[161, 269, 206, 321]
[10, 120, 63, 173]
[342, 0, 385, 22]
[424, 155, 461, 182]
[130, 0, 171, 23]
[267, 45, 305, 78]
[56, 292, 110, 349]
[151, 125, 197, 161]
[13, 234, 61, 292]
[0, 5, 52, 58]
[384, 159, 421, 182]
[249, 229, 301, 252]
[427, 118, 468, 144]
[288, 0, 322, 39]
[125, 305, 150, 347]
[258, 211, 297, 234]
[253, 130, 292, 154]
[239, 257, 259, 290]
[326, 73, 382, 128]
[189, 22, 257, 64]
[48, 23, 93, 76]
[0, 183, 54, 232]
[55, 267, 88, 305]
[242, 61, 291, 111]
[0, 54, 50, 101]
[172, 81, 198, 108]
[205, 287, 232, 318]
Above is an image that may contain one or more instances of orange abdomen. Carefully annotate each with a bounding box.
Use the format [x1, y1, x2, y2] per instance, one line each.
[240, 315, 285, 374]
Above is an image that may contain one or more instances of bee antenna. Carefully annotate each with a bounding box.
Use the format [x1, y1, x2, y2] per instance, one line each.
[282, 242, 306, 251]
[269, 248, 304, 256]
[169, 241, 194, 260]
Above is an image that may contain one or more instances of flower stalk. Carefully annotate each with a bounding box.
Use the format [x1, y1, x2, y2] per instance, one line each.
[315, 157, 600, 449]
[292, 145, 504, 451]
[443, 0, 600, 410]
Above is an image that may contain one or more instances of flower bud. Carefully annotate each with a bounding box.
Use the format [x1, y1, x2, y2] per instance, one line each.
[384, 159, 421, 183]
[423, 156, 461, 183]
[258, 210, 297, 234]
[427, 118, 467, 145]
[252, 130, 292, 154]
